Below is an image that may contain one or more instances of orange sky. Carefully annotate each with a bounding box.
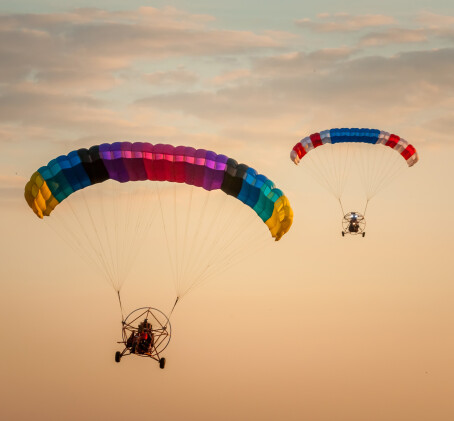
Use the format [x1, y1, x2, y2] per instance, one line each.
[1, 3, 454, 421]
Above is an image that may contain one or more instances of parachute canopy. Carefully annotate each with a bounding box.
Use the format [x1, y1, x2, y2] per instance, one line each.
[290, 128, 418, 167]
[289, 128, 419, 217]
[25, 142, 293, 241]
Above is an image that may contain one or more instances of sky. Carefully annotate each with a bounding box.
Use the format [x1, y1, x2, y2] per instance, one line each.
[1, 1, 454, 420]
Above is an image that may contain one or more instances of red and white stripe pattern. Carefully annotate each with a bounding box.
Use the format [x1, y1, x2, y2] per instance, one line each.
[290, 129, 419, 167]
[376, 132, 419, 167]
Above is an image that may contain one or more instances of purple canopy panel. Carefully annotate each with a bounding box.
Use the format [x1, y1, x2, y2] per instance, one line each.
[99, 143, 130, 183]
[210, 154, 228, 190]
[125, 142, 147, 181]
[121, 142, 140, 181]
[202, 151, 221, 191]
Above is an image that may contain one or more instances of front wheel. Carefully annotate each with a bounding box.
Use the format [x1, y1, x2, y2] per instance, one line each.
[115, 351, 122, 363]
[362, 232, 366, 237]
[159, 358, 166, 369]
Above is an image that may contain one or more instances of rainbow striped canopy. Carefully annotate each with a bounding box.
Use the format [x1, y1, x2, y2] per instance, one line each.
[25, 142, 293, 241]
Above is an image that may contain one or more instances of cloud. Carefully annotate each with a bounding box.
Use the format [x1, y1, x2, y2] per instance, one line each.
[143, 68, 198, 86]
[0, 85, 108, 128]
[211, 69, 251, 85]
[360, 28, 428, 46]
[413, 12, 454, 42]
[0, 82, 195, 148]
[0, 7, 284, 90]
[0, 7, 292, 148]
[134, 48, 454, 146]
[415, 11, 454, 29]
[1, 6, 453, 158]
[294, 12, 454, 48]
[357, 12, 454, 47]
[296, 13, 395, 33]
[253, 47, 357, 76]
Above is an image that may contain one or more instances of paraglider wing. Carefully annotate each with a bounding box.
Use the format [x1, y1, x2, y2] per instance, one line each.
[25, 143, 293, 241]
[290, 128, 418, 167]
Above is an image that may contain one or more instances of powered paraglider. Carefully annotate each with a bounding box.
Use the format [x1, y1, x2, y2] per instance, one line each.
[290, 128, 418, 236]
[25, 142, 294, 365]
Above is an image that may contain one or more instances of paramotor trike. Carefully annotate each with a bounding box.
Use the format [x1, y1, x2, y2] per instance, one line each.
[115, 307, 171, 369]
[341, 212, 366, 237]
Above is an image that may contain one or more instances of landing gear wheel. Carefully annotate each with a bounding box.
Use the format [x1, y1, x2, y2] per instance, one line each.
[115, 351, 122, 363]
[362, 232, 366, 237]
[342, 231, 345, 237]
[159, 358, 166, 369]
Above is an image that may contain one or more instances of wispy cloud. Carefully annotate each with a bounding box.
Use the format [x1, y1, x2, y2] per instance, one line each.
[0, 7, 290, 148]
[211, 69, 252, 85]
[135, 47, 454, 145]
[143, 68, 198, 86]
[360, 28, 428, 46]
[0, 6, 453, 157]
[254, 47, 357, 76]
[296, 11, 454, 48]
[415, 11, 454, 28]
[414, 11, 454, 41]
[0, 7, 284, 89]
[296, 13, 395, 33]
